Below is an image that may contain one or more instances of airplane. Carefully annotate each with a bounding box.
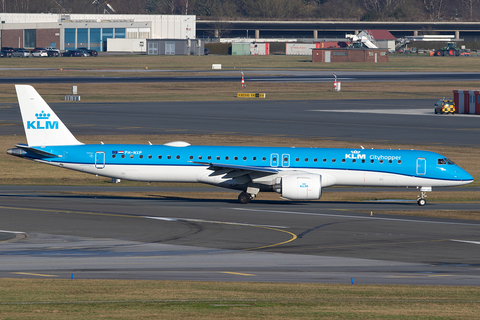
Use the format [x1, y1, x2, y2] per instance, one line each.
[7, 85, 474, 205]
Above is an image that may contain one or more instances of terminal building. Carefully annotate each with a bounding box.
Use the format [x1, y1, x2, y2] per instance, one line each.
[0, 13, 195, 52]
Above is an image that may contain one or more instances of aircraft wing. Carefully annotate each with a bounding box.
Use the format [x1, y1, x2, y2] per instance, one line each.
[190, 161, 279, 176]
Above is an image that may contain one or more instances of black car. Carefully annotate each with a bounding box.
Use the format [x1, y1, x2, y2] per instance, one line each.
[62, 50, 85, 57]
[77, 47, 98, 57]
[1, 47, 14, 57]
[46, 49, 60, 57]
[0, 51, 6, 58]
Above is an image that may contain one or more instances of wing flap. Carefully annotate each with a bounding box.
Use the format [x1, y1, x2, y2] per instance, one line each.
[190, 161, 279, 174]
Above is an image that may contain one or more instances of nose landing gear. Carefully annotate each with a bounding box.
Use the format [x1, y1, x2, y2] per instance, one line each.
[417, 187, 431, 206]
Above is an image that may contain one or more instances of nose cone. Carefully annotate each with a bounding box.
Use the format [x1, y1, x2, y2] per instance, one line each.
[456, 166, 474, 185]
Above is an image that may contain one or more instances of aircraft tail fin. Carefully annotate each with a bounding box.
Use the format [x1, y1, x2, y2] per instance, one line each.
[15, 85, 83, 146]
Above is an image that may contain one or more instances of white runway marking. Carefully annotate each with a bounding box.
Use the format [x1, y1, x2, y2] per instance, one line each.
[311, 109, 478, 117]
[232, 208, 480, 227]
[451, 240, 480, 245]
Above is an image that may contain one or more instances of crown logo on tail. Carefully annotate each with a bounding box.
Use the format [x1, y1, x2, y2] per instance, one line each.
[35, 111, 50, 119]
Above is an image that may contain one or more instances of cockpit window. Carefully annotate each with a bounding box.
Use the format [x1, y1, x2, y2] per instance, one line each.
[438, 158, 455, 165]
[445, 158, 455, 165]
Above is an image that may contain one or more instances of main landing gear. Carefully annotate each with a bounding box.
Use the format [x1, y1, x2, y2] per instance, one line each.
[238, 192, 255, 204]
[238, 186, 260, 204]
[417, 187, 431, 206]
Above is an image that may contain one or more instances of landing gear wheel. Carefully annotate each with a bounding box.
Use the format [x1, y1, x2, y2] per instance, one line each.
[238, 192, 251, 204]
[417, 198, 426, 206]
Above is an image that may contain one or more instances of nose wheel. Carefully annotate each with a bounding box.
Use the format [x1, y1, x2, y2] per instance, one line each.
[417, 198, 426, 206]
[417, 187, 430, 206]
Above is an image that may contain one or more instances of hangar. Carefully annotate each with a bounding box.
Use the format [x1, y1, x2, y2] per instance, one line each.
[0, 13, 195, 52]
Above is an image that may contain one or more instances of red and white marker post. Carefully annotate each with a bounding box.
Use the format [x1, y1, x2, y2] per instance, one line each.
[241, 70, 246, 88]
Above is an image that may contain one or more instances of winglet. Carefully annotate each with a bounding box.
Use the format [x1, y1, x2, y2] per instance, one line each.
[15, 85, 83, 146]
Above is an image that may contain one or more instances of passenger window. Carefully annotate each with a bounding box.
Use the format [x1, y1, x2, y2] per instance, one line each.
[176, 155, 180, 159]
[262, 157, 266, 161]
[130, 155, 134, 159]
[314, 158, 317, 162]
[398, 160, 401, 164]
[305, 158, 308, 162]
[148, 155, 152, 159]
[208, 156, 211, 160]
[225, 156, 229, 160]
[323, 158, 326, 162]
[370, 159, 374, 163]
[295, 158, 299, 162]
[272, 157, 276, 161]
[352, 159, 356, 163]
[121, 155, 125, 159]
[243, 156, 247, 160]
[341, 159, 345, 163]
[167, 155, 171, 159]
[379, 160, 383, 164]
[361, 159, 365, 163]
[253, 157, 256, 161]
[332, 159, 336, 163]
[140, 155, 143, 159]
[388, 160, 392, 164]
[216, 156, 220, 160]
[112, 155, 116, 159]
[234, 156, 238, 160]
[189, 156, 193, 160]
[158, 155, 162, 159]
[198, 156, 202, 160]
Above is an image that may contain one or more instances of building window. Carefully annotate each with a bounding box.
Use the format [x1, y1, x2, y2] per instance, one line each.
[115, 28, 126, 38]
[24, 29, 36, 48]
[77, 28, 88, 48]
[90, 28, 101, 51]
[65, 28, 76, 49]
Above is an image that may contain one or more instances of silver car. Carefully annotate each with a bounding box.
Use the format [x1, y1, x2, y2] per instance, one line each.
[12, 48, 30, 57]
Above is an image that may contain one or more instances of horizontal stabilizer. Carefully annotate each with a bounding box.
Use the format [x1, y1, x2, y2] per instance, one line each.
[14, 144, 58, 157]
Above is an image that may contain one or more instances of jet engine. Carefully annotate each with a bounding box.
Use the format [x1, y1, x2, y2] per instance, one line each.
[274, 173, 322, 200]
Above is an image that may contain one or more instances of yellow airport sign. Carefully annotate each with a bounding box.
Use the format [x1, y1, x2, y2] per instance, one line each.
[237, 93, 266, 98]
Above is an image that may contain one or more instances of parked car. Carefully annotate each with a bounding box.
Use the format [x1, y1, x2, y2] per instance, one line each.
[31, 47, 47, 53]
[62, 50, 85, 57]
[12, 48, 30, 57]
[0, 51, 6, 58]
[31, 50, 48, 57]
[204, 48, 210, 55]
[46, 49, 60, 57]
[46, 47, 60, 53]
[1, 47, 14, 57]
[77, 47, 98, 57]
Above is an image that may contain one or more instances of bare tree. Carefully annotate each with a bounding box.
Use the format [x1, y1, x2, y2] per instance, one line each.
[423, 0, 446, 20]
[462, 0, 480, 20]
[363, 0, 405, 18]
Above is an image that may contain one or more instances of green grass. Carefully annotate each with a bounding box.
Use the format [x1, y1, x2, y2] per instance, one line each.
[2, 54, 480, 72]
[0, 279, 479, 319]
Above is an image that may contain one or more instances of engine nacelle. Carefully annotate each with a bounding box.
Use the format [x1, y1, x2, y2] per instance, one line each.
[274, 173, 322, 200]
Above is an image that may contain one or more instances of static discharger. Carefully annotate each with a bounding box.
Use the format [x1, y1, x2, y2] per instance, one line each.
[237, 93, 266, 98]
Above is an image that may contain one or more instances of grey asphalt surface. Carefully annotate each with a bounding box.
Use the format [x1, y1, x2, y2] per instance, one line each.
[1, 99, 479, 147]
[1, 98, 479, 285]
[1, 192, 480, 285]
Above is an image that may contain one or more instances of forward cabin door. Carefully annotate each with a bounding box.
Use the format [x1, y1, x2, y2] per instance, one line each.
[95, 151, 105, 169]
[416, 158, 426, 175]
